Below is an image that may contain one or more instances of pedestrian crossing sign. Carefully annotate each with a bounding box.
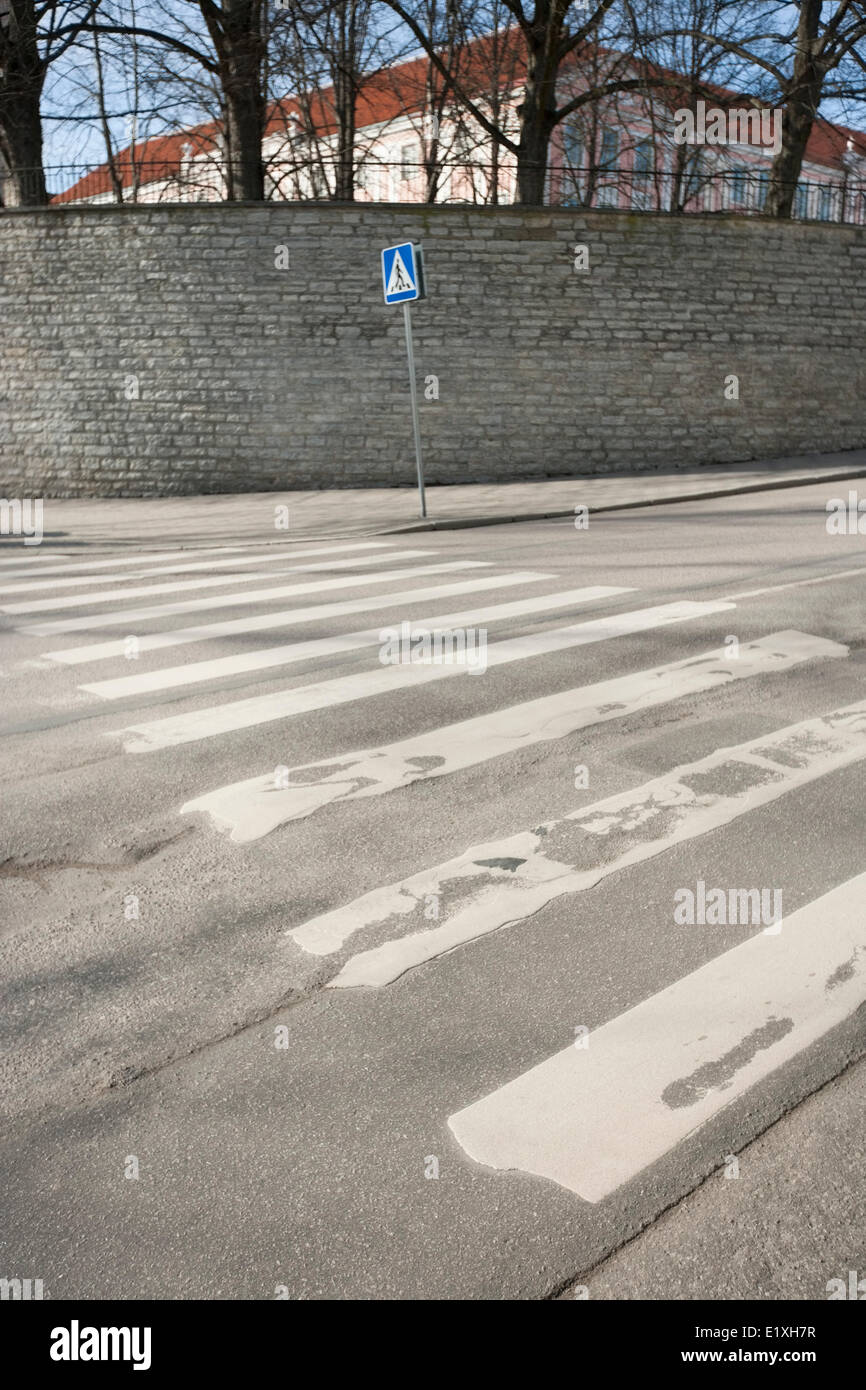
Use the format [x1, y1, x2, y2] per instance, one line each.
[381, 241, 425, 304]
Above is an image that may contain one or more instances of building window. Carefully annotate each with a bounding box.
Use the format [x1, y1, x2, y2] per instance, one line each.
[795, 181, 810, 219]
[597, 127, 619, 206]
[817, 183, 834, 220]
[401, 143, 418, 183]
[562, 123, 584, 204]
[631, 138, 653, 209]
[564, 124, 583, 169]
[729, 165, 748, 206]
[600, 127, 619, 168]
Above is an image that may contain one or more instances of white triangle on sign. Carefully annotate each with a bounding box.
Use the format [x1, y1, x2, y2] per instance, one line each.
[386, 248, 414, 297]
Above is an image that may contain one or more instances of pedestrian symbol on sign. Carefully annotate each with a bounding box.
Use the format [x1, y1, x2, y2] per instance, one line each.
[381, 241, 424, 304]
[386, 248, 413, 297]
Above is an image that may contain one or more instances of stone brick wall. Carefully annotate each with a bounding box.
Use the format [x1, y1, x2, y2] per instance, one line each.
[1, 202, 864, 495]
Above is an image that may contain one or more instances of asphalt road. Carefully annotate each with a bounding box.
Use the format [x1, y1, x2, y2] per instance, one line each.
[2, 480, 866, 1300]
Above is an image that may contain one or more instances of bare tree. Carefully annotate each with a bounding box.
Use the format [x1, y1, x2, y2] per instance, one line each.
[381, 0, 679, 203]
[766, 1, 866, 217]
[90, 0, 267, 198]
[360, 0, 512, 205]
[620, 1, 769, 213]
[91, 21, 125, 197]
[266, 0, 390, 200]
[200, 0, 266, 197]
[671, 0, 866, 217]
[0, 0, 102, 205]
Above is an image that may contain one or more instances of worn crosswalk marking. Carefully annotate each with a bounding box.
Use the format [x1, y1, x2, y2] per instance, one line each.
[78, 587, 635, 699]
[0, 543, 252, 579]
[447, 869, 866, 1203]
[1, 547, 437, 615]
[40, 570, 562, 665]
[312, 678, 857, 986]
[181, 625, 832, 843]
[0, 541, 392, 595]
[4, 524, 866, 1245]
[20, 560, 491, 635]
[122, 600, 733, 752]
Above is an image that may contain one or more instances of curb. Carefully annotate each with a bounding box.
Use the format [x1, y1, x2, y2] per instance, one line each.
[378, 467, 866, 534]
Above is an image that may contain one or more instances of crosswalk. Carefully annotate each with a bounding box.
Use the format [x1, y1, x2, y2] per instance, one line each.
[78, 586, 628, 701]
[6, 534, 866, 1207]
[17, 558, 490, 634]
[115, 599, 733, 752]
[180, 630, 841, 839]
[306, 688, 861, 982]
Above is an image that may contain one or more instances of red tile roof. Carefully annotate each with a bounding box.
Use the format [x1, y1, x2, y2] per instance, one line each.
[267, 26, 528, 140]
[52, 125, 222, 204]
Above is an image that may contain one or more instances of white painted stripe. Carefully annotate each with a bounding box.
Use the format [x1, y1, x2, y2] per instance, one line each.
[725, 564, 866, 602]
[318, 671, 855, 984]
[80, 588, 632, 699]
[1, 548, 434, 614]
[122, 600, 733, 753]
[0, 545, 251, 578]
[448, 868, 866, 1203]
[0, 542, 390, 595]
[19, 559, 472, 635]
[41, 569, 546, 664]
[181, 613, 804, 845]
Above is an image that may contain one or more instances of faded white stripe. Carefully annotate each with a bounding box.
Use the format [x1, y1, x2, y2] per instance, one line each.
[0, 544, 250, 578]
[2, 548, 434, 614]
[40, 568, 546, 665]
[124, 600, 733, 753]
[80, 587, 631, 699]
[20, 559, 478, 635]
[321, 673, 856, 985]
[0, 542, 390, 595]
[449, 868, 866, 1202]
[184, 614, 820, 845]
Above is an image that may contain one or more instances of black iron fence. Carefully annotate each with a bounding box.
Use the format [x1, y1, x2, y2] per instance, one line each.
[2, 156, 864, 224]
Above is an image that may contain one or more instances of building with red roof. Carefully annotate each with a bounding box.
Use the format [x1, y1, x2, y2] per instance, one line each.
[51, 29, 866, 222]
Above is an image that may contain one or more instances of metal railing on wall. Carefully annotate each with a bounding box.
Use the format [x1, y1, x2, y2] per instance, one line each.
[2, 158, 864, 224]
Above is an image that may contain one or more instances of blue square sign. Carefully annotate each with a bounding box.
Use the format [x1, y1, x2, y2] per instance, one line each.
[382, 242, 423, 304]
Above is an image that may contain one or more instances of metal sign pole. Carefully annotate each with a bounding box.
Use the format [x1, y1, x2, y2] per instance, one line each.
[402, 300, 426, 519]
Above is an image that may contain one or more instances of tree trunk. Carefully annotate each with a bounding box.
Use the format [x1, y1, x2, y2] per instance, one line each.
[424, 129, 441, 203]
[516, 120, 553, 203]
[490, 130, 500, 205]
[223, 60, 265, 199]
[515, 80, 558, 204]
[0, 84, 47, 206]
[218, 1, 265, 201]
[333, 29, 358, 197]
[332, 5, 356, 202]
[670, 140, 688, 212]
[765, 0, 824, 219]
[514, 13, 559, 206]
[333, 93, 354, 199]
[0, 2, 48, 207]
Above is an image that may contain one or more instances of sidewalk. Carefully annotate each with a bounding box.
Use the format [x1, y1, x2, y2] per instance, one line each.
[5, 449, 866, 554]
